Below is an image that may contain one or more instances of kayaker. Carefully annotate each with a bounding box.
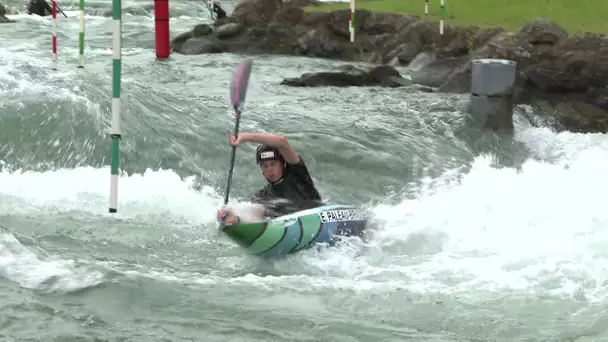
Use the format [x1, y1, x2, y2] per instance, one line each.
[212, 1, 227, 19]
[216, 132, 323, 225]
[27, 0, 53, 16]
[202, 0, 227, 20]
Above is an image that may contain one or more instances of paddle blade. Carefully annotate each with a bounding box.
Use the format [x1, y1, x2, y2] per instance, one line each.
[230, 59, 253, 113]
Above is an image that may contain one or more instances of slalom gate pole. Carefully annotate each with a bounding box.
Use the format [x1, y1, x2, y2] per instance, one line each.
[109, 0, 122, 213]
[78, 0, 85, 67]
[52, 0, 57, 70]
[423, 0, 445, 35]
[440, 0, 445, 35]
[348, 0, 355, 42]
[50, 1, 86, 69]
[154, 0, 170, 59]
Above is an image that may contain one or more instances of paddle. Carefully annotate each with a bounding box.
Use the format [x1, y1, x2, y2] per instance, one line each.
[54, 3, 68, 18]
[219, 58, 254, 230]
[200, 0, 215, 20]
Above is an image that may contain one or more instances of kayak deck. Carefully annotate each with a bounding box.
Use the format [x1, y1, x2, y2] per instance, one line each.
[221, 204, 368, 258]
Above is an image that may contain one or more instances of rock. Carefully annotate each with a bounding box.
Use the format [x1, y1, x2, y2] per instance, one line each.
[180, 37, 222, 55]
[517, 17, 568, 46]
[246, 23, 302, 55]
[523, 46, 608, 92]
[216, 23, 244, 39]
[230, 0, 285, 25]
[285, 0, 321, 7]
[281, 69, 366, 87]
[412, 56, 468, 88]
[297, 26, 353, 59]
[368, 65, 414, 87]
[193, 24, 214, 37]
[280, 64, 413, 87]
[585, 87, 608, 112]
[171, 31, 193, 52]
[0, 3, 15, 23]
[274, 6, 305, 25]
[529, 97, 608, 133]
[406, 52, 436, 72]
[171, 0, 608, 132]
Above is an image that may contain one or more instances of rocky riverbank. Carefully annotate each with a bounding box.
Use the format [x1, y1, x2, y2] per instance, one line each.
[171, 0, 608, 133]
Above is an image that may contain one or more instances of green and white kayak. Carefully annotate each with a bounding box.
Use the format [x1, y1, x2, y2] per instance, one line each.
[220, 204, 368, 258]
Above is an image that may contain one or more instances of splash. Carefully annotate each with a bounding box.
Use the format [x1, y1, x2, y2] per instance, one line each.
[0, 232, 104, 292]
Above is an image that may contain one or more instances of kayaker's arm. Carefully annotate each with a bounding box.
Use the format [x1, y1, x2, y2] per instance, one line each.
[43, 0, 53, 15]
[235, 132, 300, 164]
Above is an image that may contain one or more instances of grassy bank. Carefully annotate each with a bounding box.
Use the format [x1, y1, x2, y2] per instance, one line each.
[306, 0, 608, 34]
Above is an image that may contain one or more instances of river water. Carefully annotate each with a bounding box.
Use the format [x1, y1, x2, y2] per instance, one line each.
[1, 0, 608, 341]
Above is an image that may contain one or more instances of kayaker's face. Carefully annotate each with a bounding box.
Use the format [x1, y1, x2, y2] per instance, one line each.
[260, 160, 283, 183]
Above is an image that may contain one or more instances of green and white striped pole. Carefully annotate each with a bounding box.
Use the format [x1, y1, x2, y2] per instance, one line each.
[440, 0, 445, 35]
[201, 0, 214, 20]
[109, 0, 122, 213]
[349, 0, 355, 42]
[78, 0, 85, 68]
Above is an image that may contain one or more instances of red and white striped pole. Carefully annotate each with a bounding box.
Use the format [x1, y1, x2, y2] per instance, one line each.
[52, 0, 57, 70]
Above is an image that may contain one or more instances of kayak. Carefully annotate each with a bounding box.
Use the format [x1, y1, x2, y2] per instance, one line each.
[220, 204, 368, 258]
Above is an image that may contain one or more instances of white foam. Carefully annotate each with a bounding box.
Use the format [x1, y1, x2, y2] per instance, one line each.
[0, 114, 607, 310]
[360, 129, 608, 301]
[0, 233, 104, 292]
[2, 124, 608, 303]
[0, 166, 223, 224]
[109, 127, 606, 303]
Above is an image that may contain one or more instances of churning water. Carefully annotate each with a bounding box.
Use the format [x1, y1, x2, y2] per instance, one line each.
[1, 1, 608, 340]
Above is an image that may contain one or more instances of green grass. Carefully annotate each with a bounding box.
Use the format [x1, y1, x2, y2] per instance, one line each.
[306, 0, 608, 34]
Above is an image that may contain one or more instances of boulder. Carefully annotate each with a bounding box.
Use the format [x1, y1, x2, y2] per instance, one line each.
[280, 64, 413, 87]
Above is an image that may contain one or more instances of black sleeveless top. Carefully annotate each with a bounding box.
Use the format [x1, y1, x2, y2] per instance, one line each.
[251, 157, 323, 218]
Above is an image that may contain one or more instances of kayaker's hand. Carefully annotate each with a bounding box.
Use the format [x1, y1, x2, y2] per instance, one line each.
[216, 208, 229, 221]
[230, 135, 240, 146]
[216, 208, 240, 225]
[230, 133, 249, 147]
